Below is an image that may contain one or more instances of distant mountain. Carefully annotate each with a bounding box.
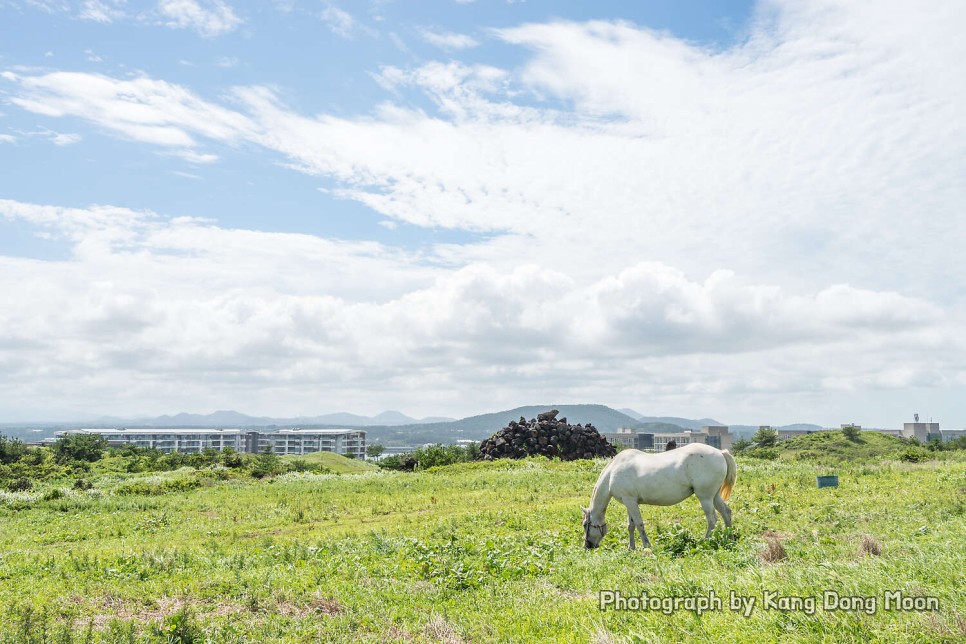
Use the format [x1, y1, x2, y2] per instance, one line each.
[728, 423, 825, 439]
[636, 416, 723, 431]
[618, 409, 723, 430]
[636, 422, 692, 433]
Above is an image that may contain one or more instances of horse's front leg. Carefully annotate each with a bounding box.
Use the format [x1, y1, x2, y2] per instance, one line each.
[621, 498, 651, 550]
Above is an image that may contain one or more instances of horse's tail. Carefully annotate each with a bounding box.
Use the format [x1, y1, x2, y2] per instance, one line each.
[719, 450, 737, 501]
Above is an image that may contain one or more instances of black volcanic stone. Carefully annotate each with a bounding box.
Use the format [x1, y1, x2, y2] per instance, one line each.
[475, 411, 616, 461]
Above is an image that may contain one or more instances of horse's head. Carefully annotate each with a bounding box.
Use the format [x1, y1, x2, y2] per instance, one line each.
[581, 507, 608, 549]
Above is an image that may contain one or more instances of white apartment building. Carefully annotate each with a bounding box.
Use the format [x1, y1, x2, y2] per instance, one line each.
[53, 428, 366, 458]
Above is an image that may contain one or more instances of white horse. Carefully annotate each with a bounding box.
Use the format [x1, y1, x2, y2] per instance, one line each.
[582, 443, 737, 550]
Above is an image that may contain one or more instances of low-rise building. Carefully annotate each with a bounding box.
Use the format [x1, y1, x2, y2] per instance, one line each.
[902, 422, 942, 442]
[604, 426, 732, 452]
[53, 428, 366, 458]
[604, 427, 654, 451]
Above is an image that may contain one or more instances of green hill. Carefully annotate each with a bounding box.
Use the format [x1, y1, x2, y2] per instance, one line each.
[280, 451, 378, 474]
[746, 429, 914, 464]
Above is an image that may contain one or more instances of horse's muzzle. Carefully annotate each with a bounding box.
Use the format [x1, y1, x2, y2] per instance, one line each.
[584, 541, 598, 550]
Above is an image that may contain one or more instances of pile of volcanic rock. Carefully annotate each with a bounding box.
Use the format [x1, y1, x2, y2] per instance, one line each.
[477, 409, 617, 461]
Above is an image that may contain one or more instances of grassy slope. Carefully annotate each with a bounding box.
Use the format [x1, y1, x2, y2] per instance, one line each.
[773, 430, 912, 463]
[280, 451, 378, 474]
[0, 455, 964, 642]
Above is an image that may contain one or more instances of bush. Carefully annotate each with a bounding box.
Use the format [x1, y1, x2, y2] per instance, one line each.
[732, 439, 752, 453]
[41, 488, 66, 501]
[752, 427, 778, 448]
[5, 477, 32, 492]
[841, 425, 862, 442]
[219, 447, 245, 468]
[53, 434, 108, 464]
[744, 447, 779, 460]
[377, 454, 409, 471]
[151, 606, 203, 643]
[898, 447, 930, 463]
[251, 447, 283, 479]
[0, 436, 28, 464]
[378, 444, 478, 471]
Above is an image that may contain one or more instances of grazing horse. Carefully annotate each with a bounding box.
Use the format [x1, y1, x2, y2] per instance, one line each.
[582, 444, 737, 550]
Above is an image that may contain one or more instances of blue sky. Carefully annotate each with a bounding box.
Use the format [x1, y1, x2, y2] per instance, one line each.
[1, 0, 964, 426]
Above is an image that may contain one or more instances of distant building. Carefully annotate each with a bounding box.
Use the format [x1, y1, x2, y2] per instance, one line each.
[604, 427, 654, 451]
[52, 428, 366, 458]
[940, 429, 966, 443]
[902, 422, 942, 442]
[604, 426, 732, 452]
[702, 426, 733, 450]
[871, 429, 904, 437]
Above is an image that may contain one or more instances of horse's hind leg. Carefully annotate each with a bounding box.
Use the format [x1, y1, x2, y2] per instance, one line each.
[713, 493, 732, 528]
[699, 495, 717, 538]
[621, 497, 651, 550]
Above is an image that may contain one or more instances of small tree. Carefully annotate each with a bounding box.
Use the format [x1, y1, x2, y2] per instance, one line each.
[753, 427, 778, 448]
[366, 444, 385, 460]
[841, 424, 861, 442]
[251, 446, 281, 479]
[53, 433, 109, 464]
[732, 438, 751, 453]
[0, 436, 27, 464]
[219, 446, 244, 468]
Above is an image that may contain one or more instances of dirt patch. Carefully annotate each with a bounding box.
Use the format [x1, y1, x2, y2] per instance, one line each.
[759, 537, 788, 564]
[423, 616, 465, 643]
[381, 624, 416, 642]
[857, 534, 882, 557]
[88, 595, 244, 630]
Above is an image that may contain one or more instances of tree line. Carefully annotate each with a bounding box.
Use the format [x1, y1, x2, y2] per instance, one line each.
[0, 433, 331, 490]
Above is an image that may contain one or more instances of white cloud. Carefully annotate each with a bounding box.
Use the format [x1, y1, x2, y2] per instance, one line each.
[0, 134, 16, 143]
[320, 3, 356, 38]
[3, 0, 965, 421]
[79, 0, 126, 23]
[419, 28, 480, 51]
[8, 71, 256, 154]
[0, 198, 962, 421]
[156, 0, 241, 38]
[50, 131, 81, 145]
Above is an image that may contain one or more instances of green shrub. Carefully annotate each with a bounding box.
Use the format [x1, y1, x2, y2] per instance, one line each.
[41, 487, 66, 501]
[5, 477, 32, 492]
[53, 433, 108, 464]
[898, 447, 930, 463]
[744, 447, 779, 460]
[73, 478, 94, 491]
[151, 606, 203, 643]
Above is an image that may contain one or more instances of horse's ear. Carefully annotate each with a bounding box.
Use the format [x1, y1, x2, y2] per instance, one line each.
[580, 506, 589, 518]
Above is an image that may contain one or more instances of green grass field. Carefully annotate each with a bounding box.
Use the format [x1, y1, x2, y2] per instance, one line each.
[1, 453, 964, 642]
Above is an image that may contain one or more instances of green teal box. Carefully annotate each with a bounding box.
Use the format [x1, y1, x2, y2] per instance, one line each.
[816, 475, 839, 488]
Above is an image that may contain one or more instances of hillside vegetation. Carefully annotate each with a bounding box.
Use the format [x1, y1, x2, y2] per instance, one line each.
[740, 429, 960, 465]
[1, 446, 964, 642]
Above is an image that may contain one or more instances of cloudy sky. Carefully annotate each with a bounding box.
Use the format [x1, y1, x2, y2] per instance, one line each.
[1, 0, 963, 426]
